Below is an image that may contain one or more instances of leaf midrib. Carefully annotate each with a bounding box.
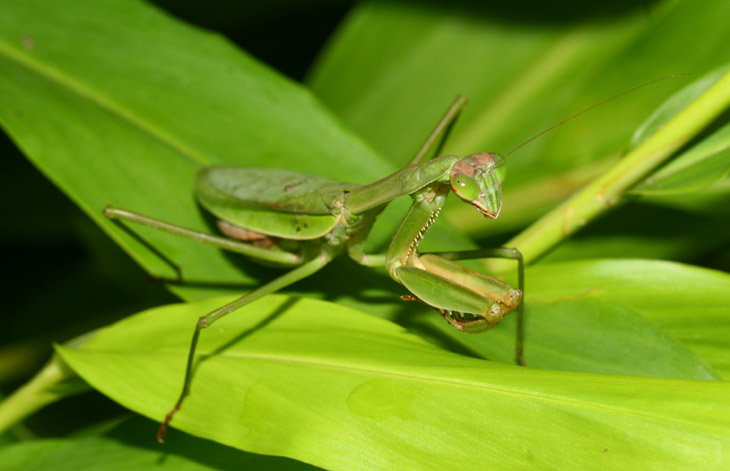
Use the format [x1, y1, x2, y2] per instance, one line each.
[0, 38, 210, 167]
[75, 346, 730, 434]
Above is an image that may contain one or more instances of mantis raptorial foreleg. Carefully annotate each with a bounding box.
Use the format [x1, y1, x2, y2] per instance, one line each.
[379, 155, 522, 342]
[346, 95, 468, 267]
[426, 248, 525, 365]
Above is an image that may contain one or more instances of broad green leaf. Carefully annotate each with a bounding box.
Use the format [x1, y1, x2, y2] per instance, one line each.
[308, 0, 730, 234]
[641, 178, 730, 222]
[432, 259, 723, 379]
[517, 294, 715, 378]
[0, 0, 470, 306]
[526, 259, 730, 377]
[0, 416, 317, 471]
[642, 149, 730, 194]
[57, 295, 730, 470]
[4, 257, 719, 436]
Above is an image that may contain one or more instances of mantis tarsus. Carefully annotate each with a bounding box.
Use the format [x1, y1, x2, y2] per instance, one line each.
[104, 95, 526, 442]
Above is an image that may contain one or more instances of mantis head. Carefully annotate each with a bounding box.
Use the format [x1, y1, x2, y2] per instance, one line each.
[449, 153, 505, 219]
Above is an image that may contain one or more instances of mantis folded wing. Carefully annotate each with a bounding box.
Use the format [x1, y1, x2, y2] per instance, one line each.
[104, 95, 524, 442]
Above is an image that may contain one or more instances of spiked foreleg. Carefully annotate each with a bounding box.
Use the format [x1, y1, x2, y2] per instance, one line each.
[426, 247, 525, 365]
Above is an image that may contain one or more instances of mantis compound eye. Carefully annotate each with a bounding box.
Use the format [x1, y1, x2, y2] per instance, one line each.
[450, 174, 480, 201]
[450, 153, 504, 219]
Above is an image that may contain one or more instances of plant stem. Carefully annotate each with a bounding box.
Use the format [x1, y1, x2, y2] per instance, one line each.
[0, 355, 87, 434]
[490, 68, 730, 272]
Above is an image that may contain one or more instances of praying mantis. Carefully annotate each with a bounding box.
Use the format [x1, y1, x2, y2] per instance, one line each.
[104, 95, 525, 442]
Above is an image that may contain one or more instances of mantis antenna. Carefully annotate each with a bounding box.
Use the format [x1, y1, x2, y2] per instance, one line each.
[504, 74, 690, 158]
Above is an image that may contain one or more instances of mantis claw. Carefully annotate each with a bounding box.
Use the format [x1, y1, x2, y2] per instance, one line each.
[437, 306, 507, 334]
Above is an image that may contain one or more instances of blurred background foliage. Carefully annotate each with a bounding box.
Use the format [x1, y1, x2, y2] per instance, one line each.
[1, 0, 728, 466]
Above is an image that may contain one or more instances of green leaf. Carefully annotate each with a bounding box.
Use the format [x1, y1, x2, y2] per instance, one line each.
[57, 295, 730, 470]
[633, 122, 730, 194]
[526, 259, 730, 378]
[630, 67, 729, 148]
[308, 0, 730, 233]
[438, 259, 723, 379]
[640, 147, 730, 194]
[537, 200, 730, 265]
[630, 67, 730, 194]
[0, 416, 317, 471]
[524, 294, 716, 377]
[0, 0, 470, 305]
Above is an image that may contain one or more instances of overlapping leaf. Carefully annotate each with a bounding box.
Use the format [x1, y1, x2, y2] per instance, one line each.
[57, 294, 730, 470]
[527, 259, 730, 377]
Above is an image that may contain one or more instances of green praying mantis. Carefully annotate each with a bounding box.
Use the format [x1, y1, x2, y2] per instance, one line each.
[104, 95, 526, 442]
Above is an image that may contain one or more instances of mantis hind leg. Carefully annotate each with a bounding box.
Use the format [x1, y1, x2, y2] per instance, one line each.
[157, 253, 332, 443]
[426, 247, 525, 366]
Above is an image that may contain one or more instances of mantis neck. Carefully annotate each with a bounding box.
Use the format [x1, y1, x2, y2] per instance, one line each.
[384, 183, 449, 281]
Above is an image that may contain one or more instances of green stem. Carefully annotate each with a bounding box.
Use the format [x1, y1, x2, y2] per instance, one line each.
[491, 68, 730, 272]
[0, 355, 88, 434]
